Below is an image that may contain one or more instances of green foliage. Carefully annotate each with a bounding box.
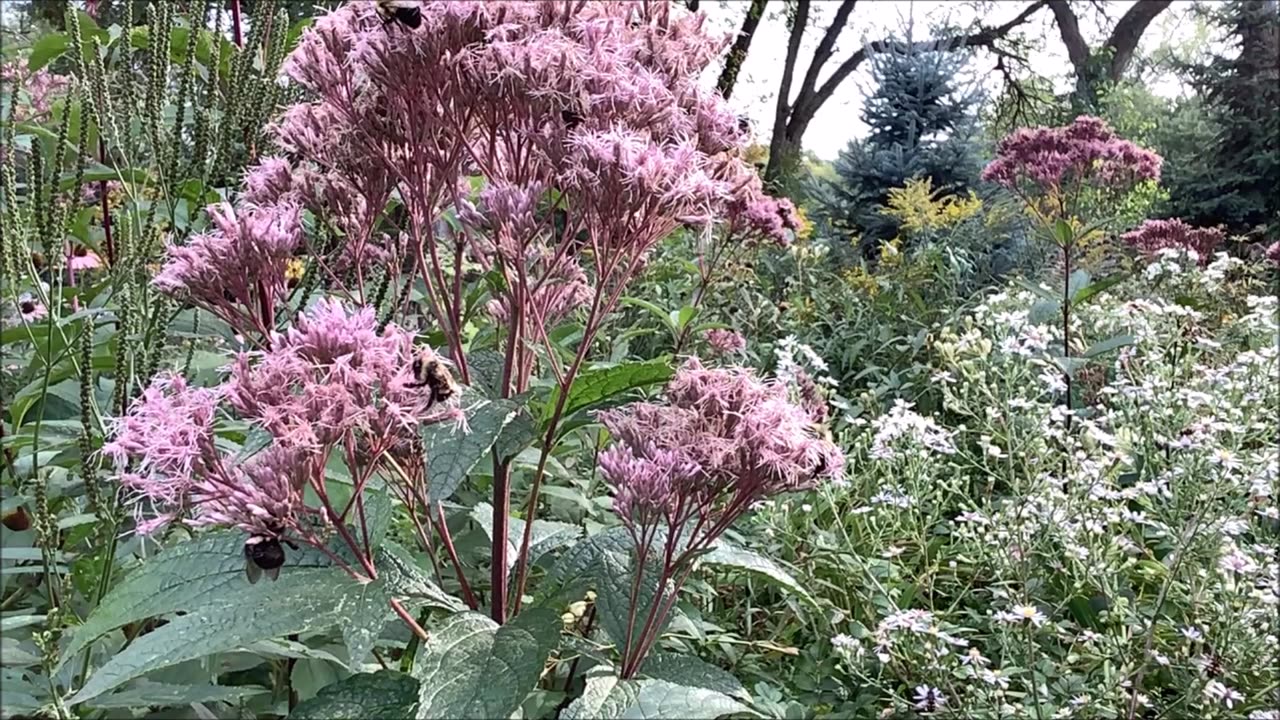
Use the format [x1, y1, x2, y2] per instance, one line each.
[808, 31, 984, 259]
[412, 610, 561, 719]
[289, 670, 418, 720]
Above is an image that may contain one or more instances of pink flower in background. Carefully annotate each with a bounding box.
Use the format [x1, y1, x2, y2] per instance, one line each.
[1122, 219, 1226, 264]
[16, 294, 47, 323]
[1, 62, 70, 122]
[704, 328, 746, 355]
[67, 245, 103, 271]
[982, 116, 1162, 197]
[1264, 241, 1280, 268]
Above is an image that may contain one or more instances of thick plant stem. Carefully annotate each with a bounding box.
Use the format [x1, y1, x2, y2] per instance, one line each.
[490, 459, 511, 622]
[230, 0, 243, 47]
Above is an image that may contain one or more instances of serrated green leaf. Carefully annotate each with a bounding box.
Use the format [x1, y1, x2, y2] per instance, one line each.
[465, 349, 507, 397]
[413, 609, 561, 719]
[422, 396, 519, 502]
[638, 655, 749, 702]
[469, 502, 581, 579]
[546, 359, 673, 424]
[88, 681, 267, 709]
[289, 670, 418, 720]
[700, 542, 816, 609]
[69, 569, 370, 705]
[567, 674, 756, 720]
[58, 531, 336, 668]
[493, 407, 538, 463]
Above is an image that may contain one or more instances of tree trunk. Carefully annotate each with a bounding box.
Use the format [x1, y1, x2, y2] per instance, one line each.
[1105, 0, 1173, 82]
[716, 0, 769, 99]
[764, 0, 810, 185]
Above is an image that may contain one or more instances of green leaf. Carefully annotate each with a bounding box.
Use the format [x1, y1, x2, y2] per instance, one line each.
[69, 569, 372, 705]
[564, 672, 756, 720]
[289, 670, 418, 720]
[1072, 273, 1128, 305]
[638, 655, 750, 702]
[620, 297, 676, 331]
[669, 306, 698, 332]
[413, 609, 561, 719]
[700, 542, 817, 609]
[1066, 269, 1092, 300]
[469, 502, 581, 575]
[1083, 334, 1134, 359]
[465, 349, 507, 398]
[62, 534, 458, 685]
[89, 681, 267, 709]
[421, 395, 520, 501]
[1013, 279, 1059, 303]
[59, 531, 336, 668]
[545, 358, 673, 424]
[541, 527, 635, 605]
[493, 406, 538, 463]
[27, 33, 69, 72]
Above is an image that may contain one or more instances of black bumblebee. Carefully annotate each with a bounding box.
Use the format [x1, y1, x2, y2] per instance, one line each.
[244, 535, 288, 584]
[408, 350, 458, 407]
[375, 0, 422, 30]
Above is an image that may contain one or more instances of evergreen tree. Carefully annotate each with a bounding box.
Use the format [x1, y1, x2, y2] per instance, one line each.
[1165, 0, 1280, 238]
[808, 30, 983, 260]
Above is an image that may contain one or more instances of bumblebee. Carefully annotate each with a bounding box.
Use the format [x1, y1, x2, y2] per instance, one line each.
[375, 0, 422, 30]
[243, 535, 287, 584]
[408, 350, 458, 407]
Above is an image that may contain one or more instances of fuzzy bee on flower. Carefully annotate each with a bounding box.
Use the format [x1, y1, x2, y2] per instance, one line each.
[408, 348, 458, 409]
[375, 0, 422, 30]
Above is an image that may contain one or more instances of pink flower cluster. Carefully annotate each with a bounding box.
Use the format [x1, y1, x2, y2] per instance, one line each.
[703, 328, 746, 355]
[153, 202, 301, 337]
[725, 168, 801, 247]
[1263, 241, 1280, 268]
[104, 301, 458, 539]
[227, 299, 458, 449]
[2, 62, 70, 122]
[598, 358, 843, 535]
[1121, 218, 1226, 264]
[982, 116, 1162, 197]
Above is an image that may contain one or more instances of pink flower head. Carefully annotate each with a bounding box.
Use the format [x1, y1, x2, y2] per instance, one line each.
[704, 328, 746, 355]
[16, 294, 47, 323]
[723, 166, 799, 247]
[227, 299, 456, 449]
[1121, 219, 1226, 264]
[153, 201, 302, 333]
[1262, 241, 1280, 268]
[982, 116, 1162, 197]
[241, 156, 298, 207]
[599, 358, 843, 534]
[67, 245, 103, 271]
[191, 446, 308, 537]
[103, 373, 224, 509]
[2, 62, 70, 122]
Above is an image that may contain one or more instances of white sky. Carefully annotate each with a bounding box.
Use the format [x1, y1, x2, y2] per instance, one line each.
[697, 0, 1209, 159]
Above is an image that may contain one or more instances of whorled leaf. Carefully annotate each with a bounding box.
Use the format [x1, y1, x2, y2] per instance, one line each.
[421, 395, 520, 502]
[413, 609, 560, 719]
[288, 670, 418, 720]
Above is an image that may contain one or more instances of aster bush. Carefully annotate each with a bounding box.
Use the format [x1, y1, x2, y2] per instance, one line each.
[741, 251, 1279, 718]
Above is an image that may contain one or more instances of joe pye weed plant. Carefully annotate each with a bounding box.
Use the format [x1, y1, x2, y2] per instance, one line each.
[4, 2, 836, 719]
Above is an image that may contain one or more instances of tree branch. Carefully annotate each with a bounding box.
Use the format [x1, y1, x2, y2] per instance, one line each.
[765, 0, 811, 182]
[797, 0, 858, 102]
[1047, 0, 1090, 72]
[716, 0, 770, 99]
[801, 0, 1048, 132]
[1104, 0, 1172, 81]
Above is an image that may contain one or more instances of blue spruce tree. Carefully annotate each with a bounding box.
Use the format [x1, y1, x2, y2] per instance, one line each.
[809, 30, 983, 261]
